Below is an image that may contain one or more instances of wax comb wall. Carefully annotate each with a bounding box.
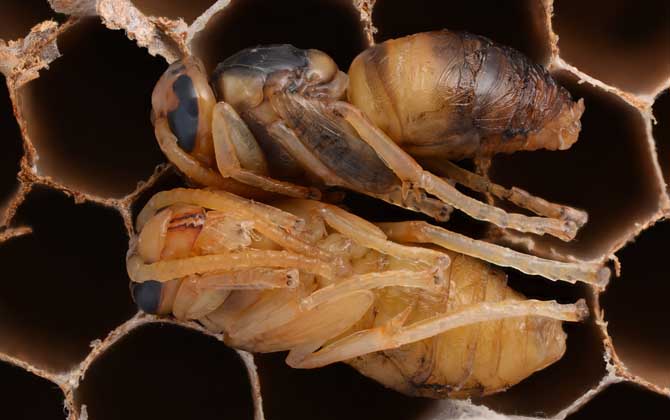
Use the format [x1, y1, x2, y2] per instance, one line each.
[0, 1, 669, 419]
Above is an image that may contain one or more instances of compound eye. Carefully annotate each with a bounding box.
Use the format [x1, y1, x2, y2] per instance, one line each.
[168, 73, 199, 152]
[151, 57, 216, 159]
[130, 280, 163, 314]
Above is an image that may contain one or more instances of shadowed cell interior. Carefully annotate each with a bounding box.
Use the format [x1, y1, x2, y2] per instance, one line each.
[554, 0, 670, 95]
[473, 273, 606, 416]
[566, 382, 670, 419]
[132, 0, 218, 24]
[0, 0, 64, 41]
[76, 323, 254, 420]
[0, 77, 23, 218]
[255, 352, 434, 420]
[372, 0, 551, 65]
[601, 220, 670, 389]
[652, 90, 669, 188]
[193, 0, 368, 73]
[0, 187, 136, 372]
[490, 71, 662, 260]
[19, 17, 166, 198]
[0, 362, 65, 420]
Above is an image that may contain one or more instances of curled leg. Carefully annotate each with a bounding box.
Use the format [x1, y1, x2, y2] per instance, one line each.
[212, 102, 320, 199]
[316, 203, 450, 273]
[127, 249, 336, 283]
[267, 121, 351, 187]
[427, 160, 587, 228]
[173, 268, 300, 320]
[292, 298, 588, 369]
[331, 102, 580, 241]
[154, 118, 269, 198]
[135, 188, 333, 261]
[300, 269, 439, 311]
[378, 221, 610, 288]
[136, 188, 303, 233]
[196, 268, 300, 291]
[372, 187, 453, 222]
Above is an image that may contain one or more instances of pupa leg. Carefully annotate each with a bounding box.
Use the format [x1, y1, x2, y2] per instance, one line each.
[315, 203, 450, 274]
[212, 102, 320, 199]
[154, 118, 270, 199]
[292, 298, 588, 369]
[174, 268, 301, 320]
[135, 188, 333, 261]
[299, 269, 440, 311]
[269, 121, 455, 222]
[428, 160, 587, 227]
[377, 221, 610, 288]
[267, 121, 351, 187]
[127, 249, 336, 284]
[330, 102, 579, 241]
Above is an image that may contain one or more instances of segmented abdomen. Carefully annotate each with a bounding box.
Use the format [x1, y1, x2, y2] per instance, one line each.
[347, 253, 567, 398]
[347, 30, 583, 159]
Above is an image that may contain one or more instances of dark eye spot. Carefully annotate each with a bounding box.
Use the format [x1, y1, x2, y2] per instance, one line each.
[130, 280, 163, 314]
[168, 74, 199, 152]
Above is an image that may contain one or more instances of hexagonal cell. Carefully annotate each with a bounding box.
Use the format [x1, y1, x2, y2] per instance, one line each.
[472, 272, 607, 417]
[0, 186, 136, 372]
[653, 90, 669, 188]
[18, 18, 166, 198]
[76, 323, 254, 420]
[490, 71, 664, 260]
[193, 0, 368, 72]
[0, 0, 64, 41]
[132, 0, 216, 23]
[0, 78, 23, 222]
[601, 220, 670, 390]
[566, 382, 670, 419]
[372, 0, 552, 65]
[554, 0, 670, 96]
[255, 352, 434, 420]
[0, 362, 65, 420]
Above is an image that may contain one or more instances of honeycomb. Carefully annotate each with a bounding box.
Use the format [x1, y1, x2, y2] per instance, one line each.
[0, 0, 668, 419]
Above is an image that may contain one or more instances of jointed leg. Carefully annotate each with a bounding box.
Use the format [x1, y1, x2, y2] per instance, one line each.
[135, 189, 333, 261]
[267, 121, 351, 187]
[428, 160, 587, 227]
[196, 268, 300, 291]
[377, 221, 610, 287]
[292, 298, 588, 369]
[171, 268, 301, 320]
[316, 203, 450, 274]
[212, 103, 320, 199]
[330, 102, 580, 241]
[154, 118, 270, 199]
[372, 187, 453, 222]
[136, 188, 302, 233]
[300, 269, 440, 311]
[127, 249, 336, 284]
